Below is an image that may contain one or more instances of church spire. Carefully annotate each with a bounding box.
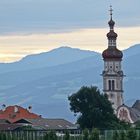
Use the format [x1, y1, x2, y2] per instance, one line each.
[109, 5, 113, 20]
[102, 6, 123, 60]
[107, 6, 117, 38]
[108, 5, 115, 31]
[102, 6, 124, 111]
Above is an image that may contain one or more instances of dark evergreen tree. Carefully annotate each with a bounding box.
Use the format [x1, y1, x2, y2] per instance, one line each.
[138, 133, 140, 140]
[48, 131, 57, 140]
[64, 131, 70, 140]
[119, 131, 126, 140]
[126, 128, 137, 140]
[0, 133, 6, 140]
[89, 128, 99, 140]
[44, 132, 49, 140]
[135, 120, 140, 129]
[112, 131, 119, 140]
[68, 86, 120, 129]
[83, 128, 89, 140]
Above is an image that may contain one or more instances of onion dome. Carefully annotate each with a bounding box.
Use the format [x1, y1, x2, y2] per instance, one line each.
[107, 30, 118, 39]
[102, 48, 123, 60]
[107, 13, 117, 38]
[102, 6, 123, 60]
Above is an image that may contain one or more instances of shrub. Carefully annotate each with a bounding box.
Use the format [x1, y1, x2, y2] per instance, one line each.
[83, 128, 89, 140]
[64, 131, 70, 140]
[89, 128, 100, 140]
[126, 128, 137, 140]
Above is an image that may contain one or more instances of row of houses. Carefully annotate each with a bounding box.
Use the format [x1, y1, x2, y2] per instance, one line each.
[0, 105, 78, 131]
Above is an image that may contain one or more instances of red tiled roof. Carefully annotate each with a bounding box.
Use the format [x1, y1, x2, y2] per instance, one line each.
[0, 105, 40, 123]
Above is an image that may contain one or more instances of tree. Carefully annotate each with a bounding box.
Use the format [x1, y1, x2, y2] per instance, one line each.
[89, 128, 100, 140]
[44, 132, 49, 140]
[64, 131, 70, 140]
[119, 131, 126, 140]
[137, 133, 140, 140]
[68, 86, 120, 129]
[47, 131, 57, 140]
[112, 131, 119, 140]
[83, 128, 89, 140]
[135, 120, 140, 129]
[126, 128, 137, 140]
[0, 133, 6, 140]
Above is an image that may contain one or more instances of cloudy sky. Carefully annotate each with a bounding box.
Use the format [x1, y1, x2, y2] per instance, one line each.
[0, 0, 140, 62]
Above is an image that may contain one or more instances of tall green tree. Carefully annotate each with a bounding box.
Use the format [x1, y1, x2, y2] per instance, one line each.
[135, 120, 140, 129]
[64, 131, 70, 140]
[48, 131, 57, 140]
[44, 132, 49, 140]
[68, 86, 120, 129]
[119, 131, 126, 140]
[112, 131, 119, 140]
[126, 128, 137, 140]
[89, 128, 100, 140]
[83, 128, 89, 140]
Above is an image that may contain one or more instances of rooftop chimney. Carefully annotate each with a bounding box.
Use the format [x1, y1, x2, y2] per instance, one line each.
[28, 106, 32, 113]
[2, 104, 6, 111]
[14, 106, 18, 113]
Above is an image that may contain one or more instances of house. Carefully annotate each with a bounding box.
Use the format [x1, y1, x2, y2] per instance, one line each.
[14, 118, 78, 131]
[0, 105, 40, 123]
[0, 119, 23, 131]
[0, 105, 78, 131]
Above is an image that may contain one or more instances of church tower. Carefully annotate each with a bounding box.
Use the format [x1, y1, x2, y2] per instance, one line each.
[102, 6, 124, 111]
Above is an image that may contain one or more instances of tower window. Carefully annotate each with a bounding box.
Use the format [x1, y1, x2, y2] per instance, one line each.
[108, 80, 115, 91]
[112, 80, 115, 90]
[109, 80, 111, 90]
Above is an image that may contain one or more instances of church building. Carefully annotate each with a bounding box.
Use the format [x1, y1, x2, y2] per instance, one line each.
[102, 6, 140, 123]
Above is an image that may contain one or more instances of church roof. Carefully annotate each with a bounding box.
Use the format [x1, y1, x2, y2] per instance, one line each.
[132, 100, 140, 111]
[129, 107, 140, 122]
[118, 101, 140, 123]
[129, 100, 140, 122]
[102, 48, 123, 60]
[102, 6, 123, 60]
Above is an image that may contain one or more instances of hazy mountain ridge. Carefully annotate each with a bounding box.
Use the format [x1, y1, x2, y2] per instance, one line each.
[0, 44, 140, 121]
[0, 55, 102, 87]
[123, 44, 140, 58]
[0, 46, 99, 73]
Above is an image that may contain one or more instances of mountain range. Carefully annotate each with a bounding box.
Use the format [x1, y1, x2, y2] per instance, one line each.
[0, 44, 140, 122]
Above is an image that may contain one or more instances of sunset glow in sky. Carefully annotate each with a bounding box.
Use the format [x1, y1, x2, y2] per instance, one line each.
[0, 0, 140, 62]
[0, 26, 140, 62]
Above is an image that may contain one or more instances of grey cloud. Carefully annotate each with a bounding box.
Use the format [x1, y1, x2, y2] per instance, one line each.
[0, 0, 139, 34]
